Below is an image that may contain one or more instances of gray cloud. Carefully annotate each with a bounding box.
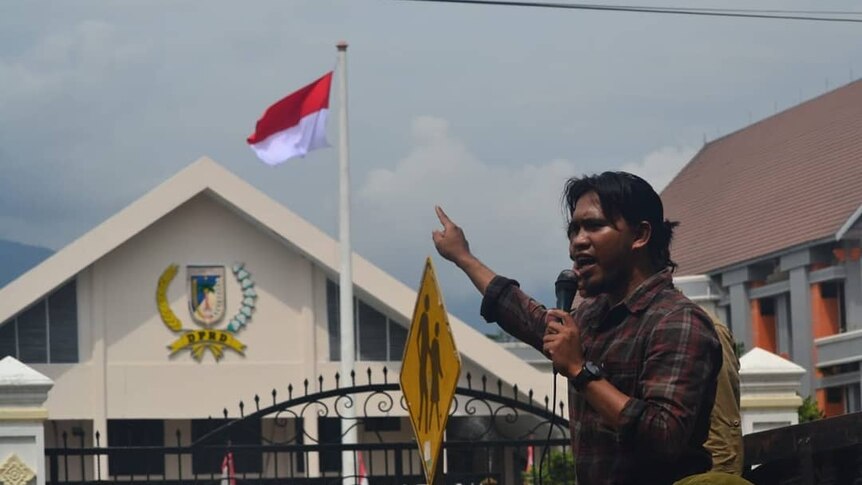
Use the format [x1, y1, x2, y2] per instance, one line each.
[2, 0, 861, 328]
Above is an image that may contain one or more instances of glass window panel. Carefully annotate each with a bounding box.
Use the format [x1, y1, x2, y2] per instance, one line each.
[191, 418, 262, 474]
[107, 419, 165, 476]
[358, 300, 387, 361]
[17, 301, 46, 363]
[327, 279, 340, 361]
[389, 321, 407, 362]
[318, 417, 342, 473]
[0, 320, 16, 359]
[49, 280, 78, 363]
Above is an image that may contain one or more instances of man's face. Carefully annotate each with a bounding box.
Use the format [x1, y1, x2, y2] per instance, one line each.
[568, 191, 637, 300]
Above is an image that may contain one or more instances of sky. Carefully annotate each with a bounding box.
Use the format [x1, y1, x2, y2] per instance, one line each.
[2, 0, 861, 330]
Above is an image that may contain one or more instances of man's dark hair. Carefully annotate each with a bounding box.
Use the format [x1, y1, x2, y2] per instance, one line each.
[563, 171, 680, 271]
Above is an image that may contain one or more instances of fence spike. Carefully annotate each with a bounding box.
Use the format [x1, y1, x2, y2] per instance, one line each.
[383, 366, 389, 384]
[272, 389, 277, 406]
[497, 379, 502, 395]
[513, 384, 519, 401]
[239, 400, 245, 418]
[544, 395, 549, 410]
[223, 408, 229, 419]
[318, 375, 324, 392]
[335, 372, 341, 389]
[95, 430, 101, 447]
[466, 372, 472, 389]
[367, 367, 372, 384]
[529, 389, 534, 403]
[481, 374, 487, 392]
[304, 379, 309, 395]
[559, 401, 565, 416]
[350, 370, 356, 386]
[288, 383, 294, 399]
[254, 394, 260, 411]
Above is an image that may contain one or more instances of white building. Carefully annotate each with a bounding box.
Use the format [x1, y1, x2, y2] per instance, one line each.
[0, 157, 558, 482]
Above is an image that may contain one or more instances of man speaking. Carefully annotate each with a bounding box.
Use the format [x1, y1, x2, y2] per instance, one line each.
[432, 172, 722, 485]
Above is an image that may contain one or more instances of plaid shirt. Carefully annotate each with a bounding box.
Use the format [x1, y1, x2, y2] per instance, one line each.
[481, 269, 721, 485]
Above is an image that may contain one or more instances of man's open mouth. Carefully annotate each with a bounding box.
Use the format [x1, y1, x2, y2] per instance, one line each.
[575, 255, 597, 273]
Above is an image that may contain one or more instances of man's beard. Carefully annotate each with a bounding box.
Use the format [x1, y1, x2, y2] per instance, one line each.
[579, 265, 625, 299]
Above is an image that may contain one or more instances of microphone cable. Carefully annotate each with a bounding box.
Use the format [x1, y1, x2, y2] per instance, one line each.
[537, 370, 558, 485]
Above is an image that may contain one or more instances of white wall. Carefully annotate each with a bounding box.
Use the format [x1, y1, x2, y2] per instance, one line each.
[36, 194, 324, 420]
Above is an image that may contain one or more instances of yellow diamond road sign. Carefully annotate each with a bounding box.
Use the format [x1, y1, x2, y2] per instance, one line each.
[400, 257, 461, 485]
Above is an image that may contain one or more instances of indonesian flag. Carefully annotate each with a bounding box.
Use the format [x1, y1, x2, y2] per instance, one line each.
[526, 444, 534, 472]
[220, 451, 236, 485]
[247, 72, 333, 165]
[357, 451, 370, 485]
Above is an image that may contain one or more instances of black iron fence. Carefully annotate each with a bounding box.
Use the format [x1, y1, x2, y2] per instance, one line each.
[45, 368, 570, 485]
[743, 411, 862, 485]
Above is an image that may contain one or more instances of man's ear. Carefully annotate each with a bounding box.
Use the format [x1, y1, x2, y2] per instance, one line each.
[631, 221, 652, 251]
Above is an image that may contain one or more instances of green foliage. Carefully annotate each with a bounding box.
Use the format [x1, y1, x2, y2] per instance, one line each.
[733, 341, 745, 359]
[798, 395, 825, 423]
[523, 449, 576, 485]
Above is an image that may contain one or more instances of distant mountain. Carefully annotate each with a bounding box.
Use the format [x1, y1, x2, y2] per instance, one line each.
[0, 239, 53, 288]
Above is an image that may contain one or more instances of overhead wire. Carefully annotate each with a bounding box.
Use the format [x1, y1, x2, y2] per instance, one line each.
[397, 0, 862, 23]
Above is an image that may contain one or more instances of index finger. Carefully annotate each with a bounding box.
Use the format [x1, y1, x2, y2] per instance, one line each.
[435, 205, 454, 227]
[546, 309, 575, 325]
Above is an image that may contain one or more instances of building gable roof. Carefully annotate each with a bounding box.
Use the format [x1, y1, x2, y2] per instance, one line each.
[662, 80, 862, 275]
[0, 157, 546, 389]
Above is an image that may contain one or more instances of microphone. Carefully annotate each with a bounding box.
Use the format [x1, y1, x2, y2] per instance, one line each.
[555, 269, 579, 312]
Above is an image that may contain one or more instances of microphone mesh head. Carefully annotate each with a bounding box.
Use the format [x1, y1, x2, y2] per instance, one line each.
[556, 269, 577, 284]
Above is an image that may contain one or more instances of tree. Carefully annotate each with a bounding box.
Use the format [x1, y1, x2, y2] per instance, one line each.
[797, 395, 825, 423]
[523, 450, 576, 485]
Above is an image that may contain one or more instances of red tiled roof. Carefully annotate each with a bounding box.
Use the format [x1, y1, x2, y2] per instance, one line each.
[662, 80, 862, 275]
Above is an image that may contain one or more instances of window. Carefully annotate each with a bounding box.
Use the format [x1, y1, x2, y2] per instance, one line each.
[327, 279, 341, 361]
[326, 279, 407, 362]
[318, 418, 342, 473]
[363, 417, 401, 432]
[49, 280, 79, 362]
[0, 279, 78, 363]
[107, 420, 165, 476]
[358, 301, 387, 361]
[820, 281, 847, 333]
[759, 298, 775, 316]
[191, 418, 262, 474]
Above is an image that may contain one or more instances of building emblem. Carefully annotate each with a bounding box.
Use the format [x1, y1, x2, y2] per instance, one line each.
[188, 266, 226, 326]
[156, 263, 257, 361]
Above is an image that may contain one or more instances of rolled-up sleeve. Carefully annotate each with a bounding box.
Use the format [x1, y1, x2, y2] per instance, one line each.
[617, 305, 721, 457]
[480, 275, 549, 351]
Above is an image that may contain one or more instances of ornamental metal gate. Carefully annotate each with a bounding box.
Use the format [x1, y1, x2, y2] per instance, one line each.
[45, 368, 571, 485]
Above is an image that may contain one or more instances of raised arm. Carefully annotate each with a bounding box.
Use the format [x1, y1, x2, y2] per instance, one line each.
[432, 205, 496, 295]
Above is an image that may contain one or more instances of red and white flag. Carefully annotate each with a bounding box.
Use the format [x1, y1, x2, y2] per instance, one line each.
[526, 444, 534, 472]
[357, 451, 370, 485]
[220, 451, 236, 485]
[247, 72, 333, 165]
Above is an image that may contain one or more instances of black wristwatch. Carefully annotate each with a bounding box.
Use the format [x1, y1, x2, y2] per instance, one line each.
[572, 361, 604, 392]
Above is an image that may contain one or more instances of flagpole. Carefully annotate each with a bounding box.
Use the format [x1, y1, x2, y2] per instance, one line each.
[336, 40, 358, 484]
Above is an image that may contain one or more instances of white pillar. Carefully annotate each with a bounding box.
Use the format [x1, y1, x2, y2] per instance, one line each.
[739, 347, 805, 435]
[0, 357, 54, 485]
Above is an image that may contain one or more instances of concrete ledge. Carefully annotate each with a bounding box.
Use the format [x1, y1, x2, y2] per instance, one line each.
[0, 408, 49, 421]
[816, 329, 862, 368]
[741, 395, 803, 409]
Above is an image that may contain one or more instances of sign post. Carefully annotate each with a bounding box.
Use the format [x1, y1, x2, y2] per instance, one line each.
[400, 258, 462, 485]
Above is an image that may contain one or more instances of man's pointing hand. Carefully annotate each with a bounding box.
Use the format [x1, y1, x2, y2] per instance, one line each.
[432, 206, 472, 266]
